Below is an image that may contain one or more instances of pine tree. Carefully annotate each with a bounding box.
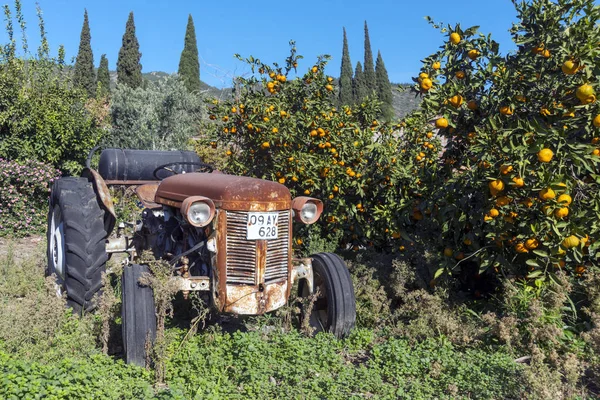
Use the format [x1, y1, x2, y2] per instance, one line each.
[117, 12, 142, 88]
[97, 54, 110, 95]
[376, 50, 393, 119]
[363, 21, 376, 96]
[338, 27, 353, 106]
[73, 9, 95, 97]
[353, 61, 367, 104]
[178, 15, 201, 92]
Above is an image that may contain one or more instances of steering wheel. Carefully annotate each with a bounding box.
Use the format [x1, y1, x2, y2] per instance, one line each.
[153, 161, 214, 180]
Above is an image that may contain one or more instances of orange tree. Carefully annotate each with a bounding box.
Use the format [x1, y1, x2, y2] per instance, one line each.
[200, 42, 438, 251]
[412, 0, 600, 283]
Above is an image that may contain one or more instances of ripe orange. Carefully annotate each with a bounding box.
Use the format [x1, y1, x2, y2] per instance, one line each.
[537, 148, 554, 162]
[561, 60, 579, 75]
[500, 164, 513, 175]
[515, 243, 529, 253]
[455, 71, 466, 79]
[489, 208, 500, 218]
[261, 142, 270, 149]
[594, 115, 600, 128]
[432, 61, 441, 70]
[467, 100, 478, 110]
[512, 177, 524, 187]
[449, 94, 463, 108]
[557, 194, 572, 205]
[420, 78, 433, 91]
[450, 32, 461, 44]
[311, 66, 318, 73]
[499, 106, 513, 115]
[495, 196, 511, 207]
[489, 179, 504, 195]
[554, 207, 569, 219]
[592, 149, 600, 156]
[576, 84, 596, 103]
[539, 187, 556, 200]
[419, 72, 429, 80]
[278, 177, 285, 184]
[467, 49, 480, 60]
[444, 247, 453, 257]
[562, 235, 580, 249]
[325, 84, 334, 92]
[435, 117, 448, 129]
[524, 238, 539, 250]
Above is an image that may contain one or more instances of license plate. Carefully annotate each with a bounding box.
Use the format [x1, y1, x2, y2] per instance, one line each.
[247, 212, 278, 240]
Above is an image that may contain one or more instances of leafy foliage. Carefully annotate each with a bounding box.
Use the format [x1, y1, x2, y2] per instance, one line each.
[362, 21, 376, 96]
[376, 50, 393, 120]
[107, 76, 202, 150]
[353, 61, 366, 104]
[73, 9, 95, 97]
[0, 1, 105, 174]
[177, 14, 200, 93]
[117, 12, 142, 88]
[0, 159, 60, 237]
[338, 27, 353, 106]
[97, 54, 110, 95]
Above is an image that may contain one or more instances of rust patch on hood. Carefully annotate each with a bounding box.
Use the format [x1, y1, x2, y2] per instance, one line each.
[155, 173, 291, 211]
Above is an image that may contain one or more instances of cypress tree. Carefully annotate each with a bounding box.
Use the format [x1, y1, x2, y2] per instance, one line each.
[117, 12, 142, 88]
[338, 27, 353, 106]
[178, 14, 201, 93]
[97, 54, 110, 95]
[363, 21, 376, 96]
[353, 61, 367, 104]
[73, 9, 95, 97]
[376, 50, 393, 119]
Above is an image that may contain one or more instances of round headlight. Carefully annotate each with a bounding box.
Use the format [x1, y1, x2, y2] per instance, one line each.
[300, 202, 318, 222]
[188, 202, 211, 226]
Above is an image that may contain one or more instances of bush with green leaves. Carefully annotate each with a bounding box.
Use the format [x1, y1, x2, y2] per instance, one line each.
[107, 76, 203, 150]
[0, 1, 106, 175]
[0, 158, 60, 237]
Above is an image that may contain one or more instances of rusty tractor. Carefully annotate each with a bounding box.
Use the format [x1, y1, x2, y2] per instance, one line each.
[46, 148, 356, 366]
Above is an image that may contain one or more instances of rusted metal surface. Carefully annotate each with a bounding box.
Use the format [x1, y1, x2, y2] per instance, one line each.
[171, 276, 210, 291]
[154, 173, 291, 211]
[180, 196, 215, 227]
[216, 210, 228, 311]
[291, 196, 324, 224]
[82, 168, 116, 220]
[104, 179, 160, 185]
[223, 281, 288, 314]
[135, 183, 161, 209]
[291, 258, 314, 294]
[105, 236, 134, 253]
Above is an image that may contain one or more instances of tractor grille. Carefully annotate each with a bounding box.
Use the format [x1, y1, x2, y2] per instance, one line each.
[225, 210, 290, 285]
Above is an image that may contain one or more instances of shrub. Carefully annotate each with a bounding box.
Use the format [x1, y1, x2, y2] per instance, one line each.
[0, 3, 106, 175]
[0, 158, 60, 237]
[107, 76, 203, 151]
[202, 42, 433, 252]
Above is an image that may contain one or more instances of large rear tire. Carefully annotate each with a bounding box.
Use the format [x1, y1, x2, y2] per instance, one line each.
[46, 177, 108, 314]
[298, 253, 356, 338]
[122, 264, 156, 367]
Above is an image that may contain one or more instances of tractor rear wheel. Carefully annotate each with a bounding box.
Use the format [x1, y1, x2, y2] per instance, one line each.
[122, 264, 156, 367]
[298, 252, 356, 338]
[46, 177, 108, 314]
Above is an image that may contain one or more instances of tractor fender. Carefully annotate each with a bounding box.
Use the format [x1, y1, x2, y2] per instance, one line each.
[81, 167, 117, 235]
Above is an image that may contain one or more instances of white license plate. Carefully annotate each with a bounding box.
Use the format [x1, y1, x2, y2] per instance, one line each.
[247, 212, 279, 240]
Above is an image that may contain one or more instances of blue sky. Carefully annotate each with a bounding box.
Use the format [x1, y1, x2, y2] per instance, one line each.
[3, 0, 520, 88]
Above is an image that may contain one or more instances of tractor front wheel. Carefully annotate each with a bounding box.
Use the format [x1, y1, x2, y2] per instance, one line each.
[122, 264, 156, 367]
[298, 252, 356, 338]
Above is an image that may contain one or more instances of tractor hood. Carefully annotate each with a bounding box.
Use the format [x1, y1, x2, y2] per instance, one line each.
[154, 173, 292, 211]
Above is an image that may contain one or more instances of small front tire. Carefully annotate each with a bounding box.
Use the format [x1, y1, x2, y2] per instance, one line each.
[298, 252, 356, 338]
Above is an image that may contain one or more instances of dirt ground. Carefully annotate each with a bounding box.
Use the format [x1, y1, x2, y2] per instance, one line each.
[0, 235, 45, 264]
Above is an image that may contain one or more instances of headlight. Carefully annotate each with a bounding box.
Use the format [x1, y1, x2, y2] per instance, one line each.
[188, 202, 211, 225]
[181, 197, 215, 227]
[291, 197, 323, 224]
[301, 203, 318, 222]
